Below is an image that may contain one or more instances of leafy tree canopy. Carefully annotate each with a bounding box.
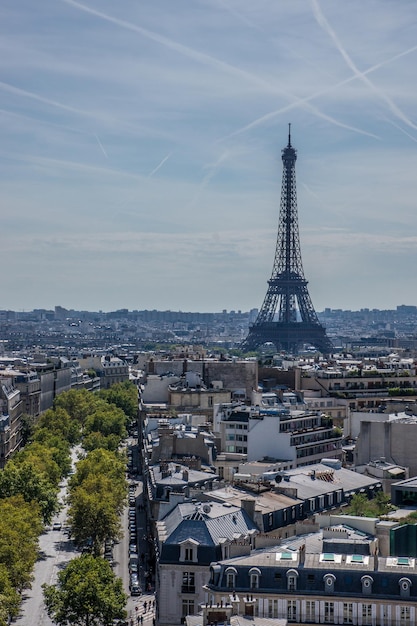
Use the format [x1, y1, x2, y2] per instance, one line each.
[84, 406, 127, 440]
[99, 381, 138, 421]
[43, 555, 127, 626]
[13, 442, 62, 485]
[0, 563, 20, 626]
[0, 461, 59, 524]
[54, 389, 103, 426]
[36, 407, 81, 445]
[70, 449, 126, 491]
[0, 495, 42, 592]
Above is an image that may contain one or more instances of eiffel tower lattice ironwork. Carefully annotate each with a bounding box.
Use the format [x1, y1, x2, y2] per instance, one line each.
[242, 127, 333, 354]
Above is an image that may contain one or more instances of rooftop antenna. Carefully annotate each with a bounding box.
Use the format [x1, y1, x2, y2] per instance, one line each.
[288, 123, 292, 147]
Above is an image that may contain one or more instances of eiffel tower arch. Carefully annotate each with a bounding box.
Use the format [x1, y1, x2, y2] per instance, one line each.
[242, 127, 333, 354]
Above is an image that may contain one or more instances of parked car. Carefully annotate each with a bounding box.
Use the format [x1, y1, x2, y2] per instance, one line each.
[130, 583, 141, 596]
[129, 544, 137, 555]
[52, 522, 62, 531]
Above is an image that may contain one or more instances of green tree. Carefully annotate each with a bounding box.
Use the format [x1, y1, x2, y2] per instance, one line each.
[84, 406, 127, 441]
[20, 413, 36, 446]
[43, 555, 127, 626]
[36, 407, 81, 445]
[0, 495, 42, 592]
[82, 431, 121, 453]
[0, 461, 59, 524]
[54, 390, 103, 426]
[70, 449, 126, 491]
[68, 475, 123, 555]
[31, 431, 72, 477]
[373, 490, 394, 516]
[13, 442, 62, 485]
[99, 381, 138, 421]
[0, 563, 20, 625]
[346, 493, 369, 516]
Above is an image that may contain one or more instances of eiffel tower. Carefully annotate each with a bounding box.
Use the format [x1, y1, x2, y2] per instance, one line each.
[242, 127, 333, 354]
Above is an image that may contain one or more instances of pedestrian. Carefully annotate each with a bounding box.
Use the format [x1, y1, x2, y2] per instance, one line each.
[140, 616, 143, 624]
[144, 601, 147, 612]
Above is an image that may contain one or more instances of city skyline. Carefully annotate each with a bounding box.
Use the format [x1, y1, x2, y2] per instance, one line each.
[2, 1, 417, 313]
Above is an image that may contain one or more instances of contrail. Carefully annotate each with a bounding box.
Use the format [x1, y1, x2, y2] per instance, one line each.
[60, 0, 362, 135]
[383, 118, 417, 144]
[95, 134, 108, 158]
[186, 151, 229, 210]
[0, 79, 94, 118]
[148, 153, 172, 178]
[219, 40, 417, 142]
[311, 0, 417, 131]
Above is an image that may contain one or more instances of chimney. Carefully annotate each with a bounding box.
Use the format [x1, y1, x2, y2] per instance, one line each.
[241, 498, 255, 521]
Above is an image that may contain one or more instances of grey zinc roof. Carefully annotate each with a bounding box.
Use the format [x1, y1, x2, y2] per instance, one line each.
[160, 501, 258, 547]
[281, 463, 380, 499]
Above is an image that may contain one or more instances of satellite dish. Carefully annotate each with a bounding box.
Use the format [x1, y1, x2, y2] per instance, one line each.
[275, 475, 282, 483]
[202, 504, 211, 514]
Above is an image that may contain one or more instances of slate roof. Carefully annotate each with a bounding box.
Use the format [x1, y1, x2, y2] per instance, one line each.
[157, 500, 258, 565]
[160, 501, 258, 546]
[206, 527, 417, 600]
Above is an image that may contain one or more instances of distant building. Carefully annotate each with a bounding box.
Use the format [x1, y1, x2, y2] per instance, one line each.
[354, 413, 417, 477]
[214, 395, 343, 466]
[78, 354, 129, 389]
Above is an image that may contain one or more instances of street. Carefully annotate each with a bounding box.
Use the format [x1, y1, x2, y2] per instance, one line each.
[14, 477, 78, 625]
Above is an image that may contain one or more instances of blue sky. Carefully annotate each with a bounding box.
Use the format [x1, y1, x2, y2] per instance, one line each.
[2, 0, 417, 313]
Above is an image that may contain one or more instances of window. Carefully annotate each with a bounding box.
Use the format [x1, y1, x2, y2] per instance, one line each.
[287, 600, 297, 622]
[250, 572, 259, 589]
[343, 603, 353, 624]
[323, 573, 336, 593]
[226, 569, 236, 589]
[361, 576, 374, 595]
[324, 602, 334, 624]
[268, 599, 278, 618]
[182, 600, 195, 618]
[305, 601, 316, 622]
[400, 606, 411, 626]
[287, 570, 298, 592]
[362, 604, 373, 625]
[399, 578, 411, 598]
[185, 548, 194, 562]
[182, 572, 195, 593]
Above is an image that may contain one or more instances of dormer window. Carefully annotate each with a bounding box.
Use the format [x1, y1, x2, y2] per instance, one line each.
[286, 569, 299, 591]
[249, 567, 261, 589]
[225, 567, 237, 589]
[185, 547, 193, 561]
[323, 573, 336, 593]
[399, 577, 412, 598]
[179, 539, 199, 563]
[361, 575, 374, 595]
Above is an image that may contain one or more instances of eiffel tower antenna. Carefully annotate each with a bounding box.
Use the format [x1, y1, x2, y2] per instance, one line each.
[242, 129, 333, 354]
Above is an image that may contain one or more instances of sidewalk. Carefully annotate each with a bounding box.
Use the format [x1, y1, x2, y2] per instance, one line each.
[128, 593, 156, 626]
[127, 472, 157, 626]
